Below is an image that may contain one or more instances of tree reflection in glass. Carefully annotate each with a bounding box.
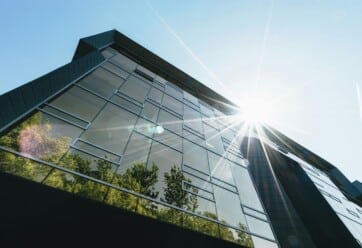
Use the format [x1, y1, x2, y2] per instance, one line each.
[0, 111, 254, 247]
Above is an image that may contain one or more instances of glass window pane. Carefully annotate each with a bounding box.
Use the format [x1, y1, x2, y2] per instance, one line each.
[183, 164, 210, 182]
[0, 112, 82, 163]
[136, 65, 155, 81]
[81, 103, 137, 155]
[50, 86, 105, 122]
[43, 169, 108, 202]
[154, 129, 182, 152]
[243, 207, 268, 221]
[204, 123, 225, 155]
[184, 181, 214, 200]
[184, 173, 213, 192]
[183, 128, 205, 146]
[102, 62, 129, 79]
[226, 151, 244, 165]
[148, 87, 163, 104]
[153, 80, 165, 91]
[58, 148, 117, 183]
[191, 195, 216, 217]
[0, 150, 52, 183]
[200, 103, 215, 117]
[157, 109, 182, 135]
[184, 105, 203, 134]
[73, 139, 121, 163]
[165, 83, 183, 100]
[219, 225, 253, 247]
[183, 140, 209, 175]
[110, 94, 142, 115]
[109, 52, 137, 73]
[251, 236, 278, 248]
[78, 67, 125, 98]
[208, 152, 235, 185]
[118, 132, 152, 174]
[184, 90, 199, 107]
[162, 94, 183, 116]
[246, 215, 275, 240]
[141, 102, 159, 123]
[214, 108, 225, 117]
[134, 117, 156, 138]
[155, 75, 167, 84]
[42, 105, 88, 128]
[147, 141, 182, 200]
[214, 185, 247, 228]
[119, 75, 151, 103]
[232, 164, 264, 212]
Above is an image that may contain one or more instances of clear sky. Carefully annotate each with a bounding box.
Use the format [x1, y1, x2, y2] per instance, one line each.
[1, 0, 361, 182]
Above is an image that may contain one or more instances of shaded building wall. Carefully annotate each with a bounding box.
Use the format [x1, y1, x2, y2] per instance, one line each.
[241, 137, 316, 248]
[242, 137, 360, 247]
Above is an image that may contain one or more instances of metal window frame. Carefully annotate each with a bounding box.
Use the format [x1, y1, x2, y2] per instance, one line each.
[182, 180, 215, 202]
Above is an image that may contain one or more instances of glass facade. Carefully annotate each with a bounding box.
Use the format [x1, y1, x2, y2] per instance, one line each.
[0, 47, 277, 247]
[299, 161, 362, 245]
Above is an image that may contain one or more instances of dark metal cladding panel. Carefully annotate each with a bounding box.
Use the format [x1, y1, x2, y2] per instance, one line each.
[31, 77, 46, 103]
[19, 84, 36, 109]
[0, 109, 4, 127]
[41, 74, 53, 99]
[72, 30, 116, 60]
[0, 94, 17, 125]
[8, 90, 26, 116]
[82, 29, 115, 49]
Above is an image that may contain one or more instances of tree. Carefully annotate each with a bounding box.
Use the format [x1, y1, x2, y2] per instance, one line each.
[121, 162, 158, 198]
[0, 112, 70, 182]
[105, 162, 159, 217]
[163, 165, 189, 208]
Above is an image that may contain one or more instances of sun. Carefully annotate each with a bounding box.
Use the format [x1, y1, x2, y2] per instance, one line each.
[238, 94, 276, 124]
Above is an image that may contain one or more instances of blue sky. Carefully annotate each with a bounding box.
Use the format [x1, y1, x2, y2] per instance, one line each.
[1, 0, 361, 181]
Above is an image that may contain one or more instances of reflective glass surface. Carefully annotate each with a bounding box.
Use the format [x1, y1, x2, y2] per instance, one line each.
[148, 87, 163, 104]
[184, 104, 203, 135]
[232, 164, 264, 212]
[109, 52, 137, 72]
[0, 46, 279, 248]
[214, 185, 247, 228]
[147, 141, 182, 200]
[246, 215, 275, 240]
[119, 75, 151, 103]
[78, 67, 125, 98]
[157, 109, 182, 135]
[81, 103, 137, 154]
[162, 94, 183, 116]
[183, 140, 209, 175]
[50, 86, 105, 122]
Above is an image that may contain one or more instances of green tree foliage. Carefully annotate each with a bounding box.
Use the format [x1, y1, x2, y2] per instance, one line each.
[120, 162, 158, 198]
[0, 151, 51, 182]
[163, 165, 189, 208]
[105, 162, 159, 217]
[0, 112, 70, 182]
[0, 111, 255, 247]
[0, 113, 41, 151]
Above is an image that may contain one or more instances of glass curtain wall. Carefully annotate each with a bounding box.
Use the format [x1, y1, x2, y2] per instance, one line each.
[0, 47, 278, 248]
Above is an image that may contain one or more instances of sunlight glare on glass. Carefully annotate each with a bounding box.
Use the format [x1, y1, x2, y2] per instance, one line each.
[239, 94, 275, 124]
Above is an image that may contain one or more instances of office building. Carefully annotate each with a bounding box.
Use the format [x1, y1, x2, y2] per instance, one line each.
[0, 30, 361, 247]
